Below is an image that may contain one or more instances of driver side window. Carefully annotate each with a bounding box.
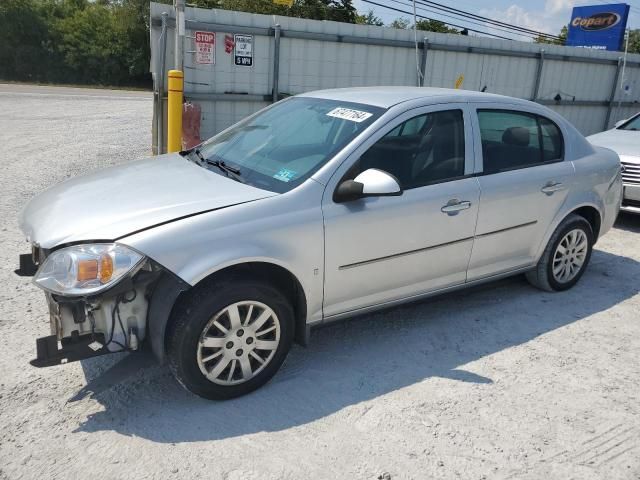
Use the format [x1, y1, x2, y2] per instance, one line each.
[353, 109, 465, 190]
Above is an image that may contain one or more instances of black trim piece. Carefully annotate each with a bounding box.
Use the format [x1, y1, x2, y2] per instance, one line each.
[478, 158, 564, 176]
[15, 253, 38, 277]
[338, 236, 474, 270]
[475, 220, 538, 238]
[30, 333, 110, 368]
[148, 271, 190, 364]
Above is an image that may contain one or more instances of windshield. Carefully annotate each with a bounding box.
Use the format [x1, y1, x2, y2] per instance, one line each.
[195, 97, 384, 192]
[618, 114, 640, 131]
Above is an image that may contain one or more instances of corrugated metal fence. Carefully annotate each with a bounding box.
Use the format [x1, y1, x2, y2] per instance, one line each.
[149, 1, 640, 154]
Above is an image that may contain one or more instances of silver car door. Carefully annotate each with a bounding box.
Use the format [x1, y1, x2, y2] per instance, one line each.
[467, 105, 575, 281]
[321, 103, 480, 319]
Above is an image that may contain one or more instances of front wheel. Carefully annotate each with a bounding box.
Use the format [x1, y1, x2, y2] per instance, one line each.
[526, 214, 594, 292]
[167, 278, 294, 400]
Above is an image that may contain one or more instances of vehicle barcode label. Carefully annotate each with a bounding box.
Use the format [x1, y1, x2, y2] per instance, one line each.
[326, 107, 373, 123]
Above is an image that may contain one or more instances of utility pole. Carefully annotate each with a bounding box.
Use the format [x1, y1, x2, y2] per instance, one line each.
[616, 28, 631, 120]
[174, 0, 185, 71]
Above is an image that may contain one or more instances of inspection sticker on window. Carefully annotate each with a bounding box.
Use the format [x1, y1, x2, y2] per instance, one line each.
[326, 107, 373, 123]
[273, 168, 297, 182]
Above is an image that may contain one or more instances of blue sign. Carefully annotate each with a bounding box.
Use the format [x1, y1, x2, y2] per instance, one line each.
[566, 3, 629, 51]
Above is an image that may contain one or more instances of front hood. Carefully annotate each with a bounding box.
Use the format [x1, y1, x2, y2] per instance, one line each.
[20, 153, 277, 248]
[587, 129, 640, 157]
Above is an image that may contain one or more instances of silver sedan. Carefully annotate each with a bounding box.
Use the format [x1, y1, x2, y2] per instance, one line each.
[19, 87, 622, 400]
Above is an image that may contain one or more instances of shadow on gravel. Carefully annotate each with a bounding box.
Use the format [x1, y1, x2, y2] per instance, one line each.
[74, 248, 639, 443]
[615, 212, 640, 233]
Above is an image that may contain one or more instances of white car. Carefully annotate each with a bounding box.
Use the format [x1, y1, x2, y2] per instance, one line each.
[588, 113, 640, 214]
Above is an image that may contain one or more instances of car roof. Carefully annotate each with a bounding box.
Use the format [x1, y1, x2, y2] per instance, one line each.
[298, 86, 531, 109]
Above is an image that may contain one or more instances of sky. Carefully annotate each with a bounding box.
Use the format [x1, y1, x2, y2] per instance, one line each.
[352, 0, 640, 41]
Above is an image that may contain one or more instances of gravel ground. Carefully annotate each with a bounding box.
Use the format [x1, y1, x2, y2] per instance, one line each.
[1, 84, 640, 480]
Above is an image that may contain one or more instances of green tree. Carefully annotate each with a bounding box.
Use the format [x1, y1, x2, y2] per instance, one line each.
[218, 0, 356, 22]
[0, 0, 53, 81]
[0, 0, 358, 86]
[626, 29, 640, 54]
[52, 3, 126, 84]
[356, 9, 383, 26]
[389, 17, 410, 29]
[534, 25, 567, 45]
[415, 18, 459, 34]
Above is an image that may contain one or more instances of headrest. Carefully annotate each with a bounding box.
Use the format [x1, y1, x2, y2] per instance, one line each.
[502, 127, 530, 147]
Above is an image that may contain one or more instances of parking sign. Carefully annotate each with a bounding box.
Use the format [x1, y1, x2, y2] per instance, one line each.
[234, 34, 253, 67]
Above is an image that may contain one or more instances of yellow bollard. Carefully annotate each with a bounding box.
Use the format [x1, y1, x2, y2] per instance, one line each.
[167, 70, 184, 153]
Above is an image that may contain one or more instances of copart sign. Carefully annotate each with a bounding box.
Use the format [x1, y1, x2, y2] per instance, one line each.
[566, 3, 629, 51]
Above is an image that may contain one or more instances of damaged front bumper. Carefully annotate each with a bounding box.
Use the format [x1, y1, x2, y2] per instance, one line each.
[25, 256, 163, 367]
[31, 332, 109, 368]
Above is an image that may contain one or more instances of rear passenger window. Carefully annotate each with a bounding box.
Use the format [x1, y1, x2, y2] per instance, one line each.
[478, 110, 563, 174]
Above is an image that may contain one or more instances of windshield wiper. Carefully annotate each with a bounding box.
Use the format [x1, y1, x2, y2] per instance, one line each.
[184, 148, 244, 182]
[204, 156, 244, 183]
[206, 158, 241, 176]
[180, 148, 206, 163]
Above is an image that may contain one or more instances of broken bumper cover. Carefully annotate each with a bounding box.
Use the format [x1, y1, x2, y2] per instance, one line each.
[31, 332, 111, 368]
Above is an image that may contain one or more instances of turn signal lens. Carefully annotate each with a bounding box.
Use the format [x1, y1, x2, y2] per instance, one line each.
[77, 259, 98, 281]
[99, 254, 114, 284]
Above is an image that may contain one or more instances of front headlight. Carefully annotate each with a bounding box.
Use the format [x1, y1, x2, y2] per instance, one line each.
[33, 244, 144, 296]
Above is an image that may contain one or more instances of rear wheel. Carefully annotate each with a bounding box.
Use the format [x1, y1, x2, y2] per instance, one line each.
[526, 214, 594, 292]
[167, 278, 294, 400]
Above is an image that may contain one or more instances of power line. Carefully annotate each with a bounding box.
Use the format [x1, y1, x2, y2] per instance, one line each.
[414, 0, 561, 40]
[405, 0, 550, 41]
[363, 0, 559, 42]
[387, 0, 537, 40]
[360, 0, 518, 40]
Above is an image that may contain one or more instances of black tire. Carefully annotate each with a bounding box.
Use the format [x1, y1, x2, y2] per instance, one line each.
[167, 277, 294, 400]
[525, 214, 594, 292]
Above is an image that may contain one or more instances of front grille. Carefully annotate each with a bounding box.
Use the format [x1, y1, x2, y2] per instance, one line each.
[621, 161, 640, 185]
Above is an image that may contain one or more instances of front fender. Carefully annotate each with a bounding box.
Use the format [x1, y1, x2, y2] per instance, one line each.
[119, 181, 326, 330]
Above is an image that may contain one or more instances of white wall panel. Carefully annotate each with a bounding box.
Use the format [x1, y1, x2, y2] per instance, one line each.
[150, 2, 640, 143]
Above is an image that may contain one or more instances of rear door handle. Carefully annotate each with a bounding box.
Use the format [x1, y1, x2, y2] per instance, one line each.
[441, 200, 472, 215]
[541, 182, 565, 195]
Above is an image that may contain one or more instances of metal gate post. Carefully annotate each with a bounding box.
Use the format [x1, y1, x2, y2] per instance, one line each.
[272, 24, 281, 103]
[531, 49, 544, 101]
[605, 57, 622, 130]
[174, 0, 185, 71]
[156, 11, 168, 155]
[419, 37, 429, 87]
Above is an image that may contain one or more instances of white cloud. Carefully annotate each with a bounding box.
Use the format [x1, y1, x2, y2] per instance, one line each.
[479, 1, 576, 38]
[545, 0, 579, 15]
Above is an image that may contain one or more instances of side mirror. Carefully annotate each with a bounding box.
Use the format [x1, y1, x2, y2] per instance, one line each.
[615, 119, 627, 128]
[334, 168, 402, 203]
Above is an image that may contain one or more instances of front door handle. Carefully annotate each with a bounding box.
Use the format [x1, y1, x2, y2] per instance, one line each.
[541, 182, 565, 195]
[441, 200, 472, 215]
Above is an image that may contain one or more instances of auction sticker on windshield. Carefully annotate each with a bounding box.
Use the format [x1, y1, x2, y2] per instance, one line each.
[327, 107, 373, 123]
[273, 168, 297, 182]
